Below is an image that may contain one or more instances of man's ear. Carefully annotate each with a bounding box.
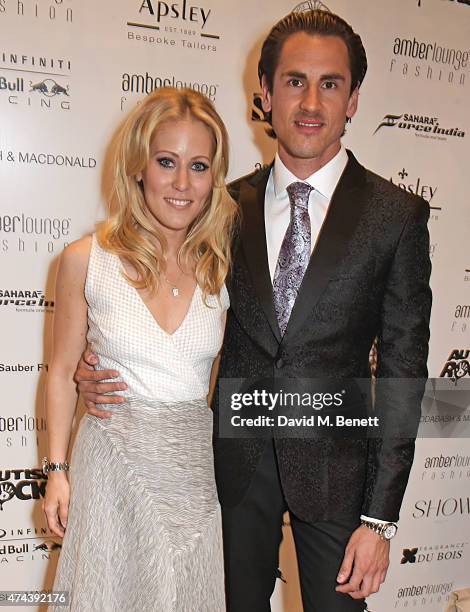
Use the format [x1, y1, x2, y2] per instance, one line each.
[261, 75, 272, 115]
[346, 86, 359, 121]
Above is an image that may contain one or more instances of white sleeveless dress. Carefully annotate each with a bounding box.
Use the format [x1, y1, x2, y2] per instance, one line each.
[52, 235, 228, 611]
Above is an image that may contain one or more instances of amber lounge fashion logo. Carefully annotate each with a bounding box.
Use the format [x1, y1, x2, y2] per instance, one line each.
[0, 1, 73, 23]
[373, 113, 465, 141]
[452, 304, 470, 334]
[120, 71, 218, 112]
[127, 1, 220, 52]
[389, 35, 469, 88]
[0, 211, 71, 256]
[394, 581, 453, 609]
[420, 452, 470, 481]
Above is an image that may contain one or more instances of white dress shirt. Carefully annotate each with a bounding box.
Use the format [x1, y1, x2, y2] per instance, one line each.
[264, 145, 348, 281]
[263, 146, 391, 527]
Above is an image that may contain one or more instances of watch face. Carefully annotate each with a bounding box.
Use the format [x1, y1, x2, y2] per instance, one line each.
[384, 524, 397, 539]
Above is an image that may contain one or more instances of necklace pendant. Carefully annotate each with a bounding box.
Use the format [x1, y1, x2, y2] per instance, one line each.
[171, 287, 179, 297]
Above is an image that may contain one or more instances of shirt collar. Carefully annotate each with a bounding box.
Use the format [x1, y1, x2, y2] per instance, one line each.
[273, 145, 348, 201]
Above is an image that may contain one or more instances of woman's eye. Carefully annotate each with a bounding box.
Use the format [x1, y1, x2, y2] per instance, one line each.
[192, 161, 209, 172]
[157, 157, 175, 168]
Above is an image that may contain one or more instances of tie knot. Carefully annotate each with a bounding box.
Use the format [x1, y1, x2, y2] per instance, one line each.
[286, 181, 313, 210]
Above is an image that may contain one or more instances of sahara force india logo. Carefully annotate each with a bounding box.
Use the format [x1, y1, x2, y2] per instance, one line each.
[374, 114, 465, 139]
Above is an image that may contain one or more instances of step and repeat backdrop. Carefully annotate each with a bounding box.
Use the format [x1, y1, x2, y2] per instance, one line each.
[1, 0, 469, 610]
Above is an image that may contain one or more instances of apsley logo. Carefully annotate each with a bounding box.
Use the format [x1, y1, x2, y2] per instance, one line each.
[374, 113, 465, 140]
[30, 79, 69, 97]
[0, 469, 47, 510]
[127, 1, 220, 52]
[138, 0, 211, 27]
[389, 168, 442, 218]
[293, 1, 331, 11]
[440, 349, 470, 381]
[401, 542, 466, 565]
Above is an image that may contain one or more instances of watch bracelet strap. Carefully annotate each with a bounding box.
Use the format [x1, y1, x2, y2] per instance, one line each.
[43, 457, 70, 473]
[361, 519, 388, 538]
[360, 514, 389, 526]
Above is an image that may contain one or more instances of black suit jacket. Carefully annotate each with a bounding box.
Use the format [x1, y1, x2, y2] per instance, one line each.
[213, 150, 432, 524]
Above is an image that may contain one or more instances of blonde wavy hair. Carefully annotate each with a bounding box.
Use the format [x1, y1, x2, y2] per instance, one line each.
[98, 87, 238, 299]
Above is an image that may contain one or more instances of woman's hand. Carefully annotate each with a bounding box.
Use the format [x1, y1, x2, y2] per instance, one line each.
[43, 472, 70, 538]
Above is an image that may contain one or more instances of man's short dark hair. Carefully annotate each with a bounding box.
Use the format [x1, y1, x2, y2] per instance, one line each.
[258, 10, 368, 95]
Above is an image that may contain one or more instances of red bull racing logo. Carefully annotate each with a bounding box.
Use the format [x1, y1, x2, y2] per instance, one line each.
[30, 79, 69, 97]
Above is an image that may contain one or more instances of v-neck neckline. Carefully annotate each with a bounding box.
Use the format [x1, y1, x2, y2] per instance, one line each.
[116, 254, 200, 338]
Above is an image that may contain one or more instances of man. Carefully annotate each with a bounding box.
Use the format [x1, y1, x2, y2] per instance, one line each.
[75, 10, 431, 611]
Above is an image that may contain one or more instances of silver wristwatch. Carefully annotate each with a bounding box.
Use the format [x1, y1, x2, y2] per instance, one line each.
[42, 457, 70, 475]
[360, 519, 398, 540]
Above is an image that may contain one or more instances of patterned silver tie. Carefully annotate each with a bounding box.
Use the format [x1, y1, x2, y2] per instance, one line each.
[273, 181, 313, 336]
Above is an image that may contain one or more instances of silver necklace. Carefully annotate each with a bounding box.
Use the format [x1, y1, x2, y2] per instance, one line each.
[163, 269, 184, 297]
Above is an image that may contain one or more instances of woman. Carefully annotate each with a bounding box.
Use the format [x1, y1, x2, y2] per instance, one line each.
[43, 87, 238, 611]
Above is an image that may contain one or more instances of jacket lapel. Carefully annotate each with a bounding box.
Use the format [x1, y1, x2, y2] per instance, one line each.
[283, 151, 367, 343]
[238, 165, 282, 343]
